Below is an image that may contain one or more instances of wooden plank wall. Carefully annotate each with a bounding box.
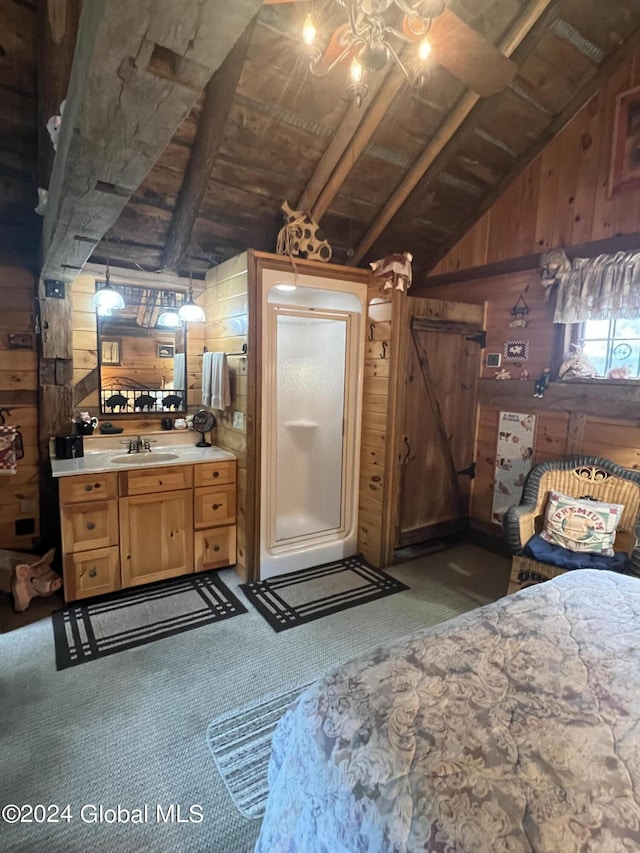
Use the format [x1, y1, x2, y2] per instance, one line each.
[358, 282, 393, 566]
[203, 254, 249, 579]
[71, 270, 204, 433]
[429, 50, 640, 276]
[0, 263, 39, 549]
[100, 334, 177, 390]
[423, 49, 640, 535]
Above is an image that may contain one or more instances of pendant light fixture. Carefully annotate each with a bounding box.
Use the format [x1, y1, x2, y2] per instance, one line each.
[177, 258, 205, 323]
[93, 237, 125, 312]
[157, 309, 182, 328]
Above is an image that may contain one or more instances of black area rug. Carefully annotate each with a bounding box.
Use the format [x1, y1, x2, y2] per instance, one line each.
[52, 572, 247, 670]
[240, 555, 409, 632]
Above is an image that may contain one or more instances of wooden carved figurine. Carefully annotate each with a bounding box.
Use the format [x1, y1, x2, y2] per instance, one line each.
[369, 252, 413, 292]
[558, 344, 598, 380]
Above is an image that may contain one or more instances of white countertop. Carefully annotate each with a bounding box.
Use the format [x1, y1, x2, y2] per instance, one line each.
[50, 432, 236, 478]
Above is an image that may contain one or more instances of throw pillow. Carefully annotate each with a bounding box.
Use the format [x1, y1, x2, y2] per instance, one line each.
[540, 490, 624, 555]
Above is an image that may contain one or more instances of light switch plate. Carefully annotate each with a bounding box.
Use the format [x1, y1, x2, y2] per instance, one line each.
[233, 411, 245, 431]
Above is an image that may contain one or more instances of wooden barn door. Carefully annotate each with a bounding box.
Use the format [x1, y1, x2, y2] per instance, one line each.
[396, 299, 484, 548]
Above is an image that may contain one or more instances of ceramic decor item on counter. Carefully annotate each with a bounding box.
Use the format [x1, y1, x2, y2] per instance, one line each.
[75, 412, 99, 435]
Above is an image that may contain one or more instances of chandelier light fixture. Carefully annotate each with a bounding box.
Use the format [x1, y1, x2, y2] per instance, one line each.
[303, 0, 444, 106]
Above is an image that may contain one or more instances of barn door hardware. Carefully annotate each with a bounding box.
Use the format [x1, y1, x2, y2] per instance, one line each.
[465, 330, 486, 348]
[401, 435, 411, 465]
[456, 462, 476, 479]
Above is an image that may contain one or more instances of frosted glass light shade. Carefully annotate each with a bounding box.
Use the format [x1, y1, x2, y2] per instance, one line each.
[177, 297, 205, 322]
[157, 310, 182, 328]
[93, 283, 124, 311]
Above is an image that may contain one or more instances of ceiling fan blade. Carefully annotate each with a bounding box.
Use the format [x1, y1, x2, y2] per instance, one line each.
[405, 8, 517, 97]
[312, 23, 359, 75]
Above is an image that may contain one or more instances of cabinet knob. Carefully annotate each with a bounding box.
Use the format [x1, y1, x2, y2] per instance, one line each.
[212, 503, 221, 510]
[87, 522, 95, 531]
[89, 568, 97, 578]
[213, 471, 219, 478]
[85, 484, 93, 492]
[213, 545, 220, 552]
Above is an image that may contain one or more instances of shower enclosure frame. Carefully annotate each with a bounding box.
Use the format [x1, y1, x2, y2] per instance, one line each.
[246, 253, 370, 582]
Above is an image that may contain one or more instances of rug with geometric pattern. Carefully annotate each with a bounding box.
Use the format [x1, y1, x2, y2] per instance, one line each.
[52, 571, 246, 669]
[239, 555, 408, 632]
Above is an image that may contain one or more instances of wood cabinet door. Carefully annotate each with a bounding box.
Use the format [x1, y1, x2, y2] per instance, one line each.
[120, 489, 194, 587]
[396, 298, 484, 548]
[194, 526, 237, 571]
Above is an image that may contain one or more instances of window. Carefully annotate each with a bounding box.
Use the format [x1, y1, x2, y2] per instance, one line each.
[576, 318, 640, 379]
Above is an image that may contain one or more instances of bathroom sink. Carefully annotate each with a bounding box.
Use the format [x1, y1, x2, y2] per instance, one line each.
[109, 452, 179, 465]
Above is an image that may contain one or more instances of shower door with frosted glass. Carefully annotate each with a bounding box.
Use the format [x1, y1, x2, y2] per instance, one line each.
[264, 307, 353, 551]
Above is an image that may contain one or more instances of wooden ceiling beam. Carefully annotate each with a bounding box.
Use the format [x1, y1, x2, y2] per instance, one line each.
[347, 0, 554, 266]
[38, 0, 82, 191]
[161, 17, 257, 272]
[296, 68, 394, 216]
[40, 0, 264, 283]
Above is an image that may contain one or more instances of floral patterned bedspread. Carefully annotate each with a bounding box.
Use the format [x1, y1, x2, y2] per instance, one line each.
[254, 570, 640, 853]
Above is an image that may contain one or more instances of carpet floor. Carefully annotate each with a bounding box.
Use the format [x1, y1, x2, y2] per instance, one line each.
[0, 543, 510, 853]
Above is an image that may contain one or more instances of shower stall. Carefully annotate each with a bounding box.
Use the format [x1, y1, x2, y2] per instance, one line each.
[259, 266, 366, 579]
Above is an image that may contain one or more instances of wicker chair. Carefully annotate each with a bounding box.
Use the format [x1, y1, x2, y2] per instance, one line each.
[502, 456, 640, 595]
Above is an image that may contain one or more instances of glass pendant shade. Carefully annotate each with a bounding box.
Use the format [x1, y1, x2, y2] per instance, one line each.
[93, 283, 124, 311]
[157, 310, 182, 328]
[177, 296, 205, 323]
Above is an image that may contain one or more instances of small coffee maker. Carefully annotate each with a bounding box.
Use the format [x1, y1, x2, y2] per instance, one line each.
[54, 434, 84, 459]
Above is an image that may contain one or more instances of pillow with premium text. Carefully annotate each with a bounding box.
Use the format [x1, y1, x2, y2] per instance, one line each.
[540, 490, 624, 555]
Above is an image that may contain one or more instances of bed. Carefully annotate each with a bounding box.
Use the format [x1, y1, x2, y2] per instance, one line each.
[255, 570, 640, 852]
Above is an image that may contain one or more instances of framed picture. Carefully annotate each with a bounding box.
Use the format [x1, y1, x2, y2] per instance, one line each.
[503, 340, 529, 362]
[158, 344, 175, 359]
[486, 353, 501, 368]
[101, 338, 121, 366]
[610, 85, 640, 196]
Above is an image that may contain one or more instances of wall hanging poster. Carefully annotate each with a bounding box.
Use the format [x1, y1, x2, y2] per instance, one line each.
[491, 411, 537, 525]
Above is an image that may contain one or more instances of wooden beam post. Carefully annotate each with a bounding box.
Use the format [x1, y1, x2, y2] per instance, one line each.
[161, 17, 257, 271]
[40, 0, 264, 283]
[347, 0, 554, 266]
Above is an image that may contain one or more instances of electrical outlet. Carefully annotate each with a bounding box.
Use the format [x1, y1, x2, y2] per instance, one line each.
[233, 411, 245, 431]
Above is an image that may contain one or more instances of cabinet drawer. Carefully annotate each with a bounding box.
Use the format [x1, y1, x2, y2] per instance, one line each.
[64, 546, 121, 601]
[119, 464, 193, 496]
[195, 526, 236, 571]
[59, 472, 118, 504]
[193, 460, 236, 487]
[194, 484, 236, 529]
[61, 500, 119, 553]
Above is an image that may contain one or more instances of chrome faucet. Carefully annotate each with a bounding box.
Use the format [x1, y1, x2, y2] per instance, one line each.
[120, 436, 156, 453]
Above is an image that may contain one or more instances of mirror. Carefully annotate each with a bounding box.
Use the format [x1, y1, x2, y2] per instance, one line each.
[97, 284, 188, 415]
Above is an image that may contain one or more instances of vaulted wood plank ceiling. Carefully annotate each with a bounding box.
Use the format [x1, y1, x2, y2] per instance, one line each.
[2, 0, 640, 282]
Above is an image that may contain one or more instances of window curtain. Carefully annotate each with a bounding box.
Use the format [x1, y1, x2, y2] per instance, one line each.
[553, 250, 640, 323]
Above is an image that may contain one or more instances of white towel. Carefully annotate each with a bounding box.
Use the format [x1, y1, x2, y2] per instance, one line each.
[202, 351, 230, 410]
[173, 352, 185, 390]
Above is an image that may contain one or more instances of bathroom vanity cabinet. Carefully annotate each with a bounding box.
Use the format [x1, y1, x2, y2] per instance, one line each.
[58, 459, 236, 601]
